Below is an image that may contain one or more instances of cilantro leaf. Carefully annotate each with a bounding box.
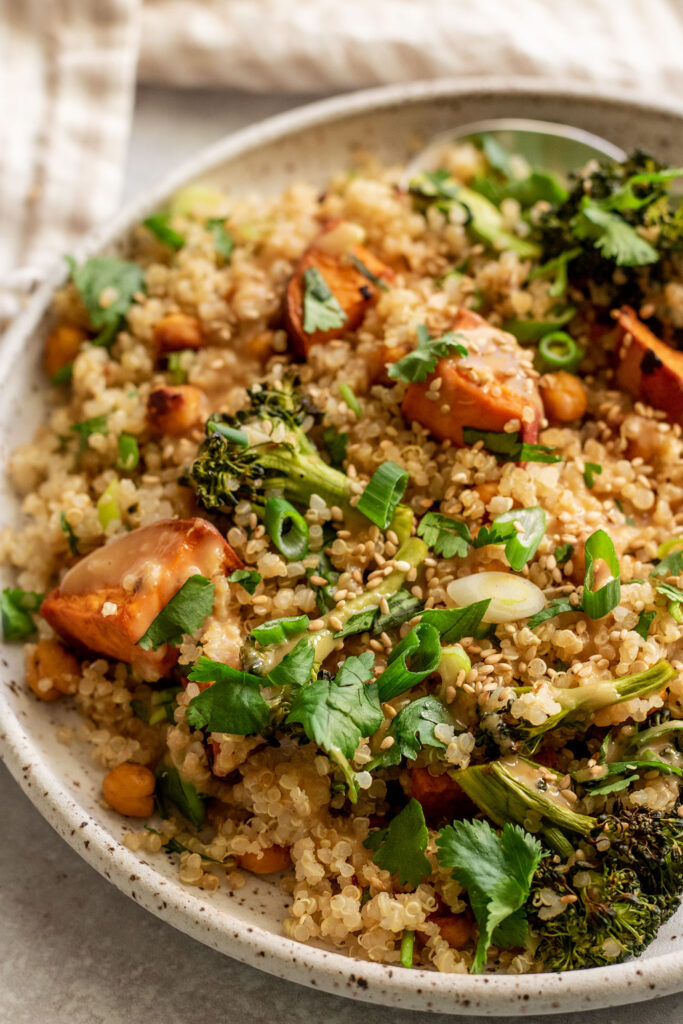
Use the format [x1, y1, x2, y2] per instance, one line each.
[302, 267, 347, 333]
[634, 609, 656, 639]
[387, 324, 468, 383]
[137, 574, 215, 650]
[349, 253, 389, 291]
[527, 596, 576, 629]
[583, 461, 603, 489]
[364, 798, 431, 888]
[143, 213, 185, 251]
[1, 587, 43, 641]
[655, 580, 683, 603]
[286, 652, 382, 761]
[66, 255, 144, 331]
[554, 542, 574, 565]
[436, 819, 542, 972]
[417, 512, 471, 559]
[572, 201, 659, 266]
[368, 695, 451, 769]
[651, 550, 683, 578]
[323, 426, 348, 468]
[155, 760, 206, 829]
[186, 657, 270, 735]
[228, 568, 262, 595]
[69, 414, 108, 454]
[420, 599, 491, 643]
[266, 636, 315, 692]
[206, 218, 235, 261]
[462, 427, 562, 464]
[333, 590, 423, 641]
[60, 512, 79, 555]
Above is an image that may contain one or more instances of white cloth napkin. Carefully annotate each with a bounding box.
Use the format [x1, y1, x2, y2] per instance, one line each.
[3, 0, 683, 325]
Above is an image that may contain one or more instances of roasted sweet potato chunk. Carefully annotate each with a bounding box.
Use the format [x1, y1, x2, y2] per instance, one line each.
[401, 309, 542, 446]
[41, 518, 242, 679]
[409, 765, 476, 827]
[285, 219, 393, 357]
[147, 384, 207, 436]
[615, 306, 683, 425]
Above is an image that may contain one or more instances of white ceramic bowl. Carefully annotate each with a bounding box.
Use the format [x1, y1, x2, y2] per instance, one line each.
[3, 78, 683, 1016]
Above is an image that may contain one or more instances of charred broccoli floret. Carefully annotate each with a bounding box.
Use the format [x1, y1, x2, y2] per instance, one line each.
[184, 378, 356, 513]
[601, 807, 683, 899]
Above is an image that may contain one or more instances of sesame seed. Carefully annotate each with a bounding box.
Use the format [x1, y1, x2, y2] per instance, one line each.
[308, 619, 325, 631]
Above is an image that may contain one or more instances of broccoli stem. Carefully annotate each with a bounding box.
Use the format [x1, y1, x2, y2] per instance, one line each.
[256, 447, 355, 512]
[455, 756, 596, 855]
[243, 536, 428, 676]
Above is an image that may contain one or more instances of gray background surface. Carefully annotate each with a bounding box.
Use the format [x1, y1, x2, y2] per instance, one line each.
[2, 85, 683, 1023]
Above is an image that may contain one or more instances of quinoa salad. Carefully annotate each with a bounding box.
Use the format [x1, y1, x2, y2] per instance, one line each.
[5, 138, 683, 975]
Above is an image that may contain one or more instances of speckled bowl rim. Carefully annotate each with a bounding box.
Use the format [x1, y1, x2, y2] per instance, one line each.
[3, 76, 683, 1016]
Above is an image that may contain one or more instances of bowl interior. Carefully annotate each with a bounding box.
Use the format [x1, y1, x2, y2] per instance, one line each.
[3, 81, 683, 1016]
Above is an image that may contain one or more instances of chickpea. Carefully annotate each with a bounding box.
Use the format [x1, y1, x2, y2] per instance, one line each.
[539, 371, 587, 424]
[153, 312, 203, 354]
[238, 845, 291, 874]
[102, 762, 155, 817]
[147, 385, 207, 436]
[245, 330, 275, 364]
[431, 911, 474, 949]
[43, 324, 88, 379]
[26, 639, 80, 702]
[473, 482, 498, 506]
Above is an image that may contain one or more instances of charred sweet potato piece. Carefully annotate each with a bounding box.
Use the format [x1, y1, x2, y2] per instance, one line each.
[153, 312, 203, 354]
[615, 306, 683, 425]
[409, 765, 476, 827]
[285, 220, 393, 357]
[401, 309, 542, 446]
[41, 518, 242, 679]
[147, 385, 207, 436]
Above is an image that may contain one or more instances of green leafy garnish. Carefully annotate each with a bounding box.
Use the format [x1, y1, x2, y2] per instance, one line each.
[227, 569, 262, 595]
[571, 200, 659, 267]
[527, 596, 575, 630]
[583, 529, 621, 619]
[436, 818, 543, 973]
[349, 253, 389, 291]
[333, 590, 422, 641]
[251, 615, 310, 646]
[474, 507, 546, 571]
[1, 588, 43, 641]
[634, 609, 656, 640]
[69, 414, 109, 454]
[155, 760, 206, 829]
[338, 382, 362, 418]
[206, 218, 235, 260]
[137, 575, 215, 650]
[167, 351, 189, 385]
[60, 512, 79, 555]
[554, 543, 574, 566]
[302, 267, 347, 333]
[364, 798, 431, 888]
[387, 324, 467, 383]
[116, 433, 140, 472]
[651, 550, 683, 578]
[323, 426, 348, 468]
[420, 599, 491, 643]
[143, 213, 185, 250]
[186, 657, 270, 735]
[583, 461, 603, 489]
[417, 512, 471, 559]
[375, 622, 442, 702]
[357, 461, 409, 530]
[65, 256, 144, 338]
[368, 696, 451, 769]
[51, 362, 74, 386]
[462, 427, 561, 464]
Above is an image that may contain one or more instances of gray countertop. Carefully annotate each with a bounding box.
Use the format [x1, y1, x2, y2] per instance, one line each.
[2, 84, 683, 1024]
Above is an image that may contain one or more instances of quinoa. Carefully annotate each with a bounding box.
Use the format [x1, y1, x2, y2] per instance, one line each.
[5, 145, 683, 974]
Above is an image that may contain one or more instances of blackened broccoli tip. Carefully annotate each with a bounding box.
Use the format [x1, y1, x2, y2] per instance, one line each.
[183, 378, 355, 514]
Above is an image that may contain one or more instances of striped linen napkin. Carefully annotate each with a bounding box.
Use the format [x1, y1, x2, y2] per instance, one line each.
[3, 0, 683, 326]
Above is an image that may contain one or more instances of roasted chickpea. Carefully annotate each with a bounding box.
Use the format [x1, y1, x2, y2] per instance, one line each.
[153, 312, 203, 354]
[43, 324, 88, 379]
[539, 371, 588, 423]
[26, 639, 80, 701]
[473, 482, 498, 506]
[431, 910, 474, 949]
[147, 385, 207, 436]
[102, 763, 155, 817]
[238, 845, 291, 874]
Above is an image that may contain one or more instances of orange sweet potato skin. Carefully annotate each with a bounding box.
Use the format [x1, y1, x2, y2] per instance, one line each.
[615, 306, 683, 425]
[285, 220, 393, 357]
[400, 309, 541, 446]
[41, 518, 242, 679]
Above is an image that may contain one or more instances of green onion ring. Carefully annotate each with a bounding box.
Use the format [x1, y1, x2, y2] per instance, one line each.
[538, 331, 582, 372]
[357, 460, 409, 530]
[376, 622, 441, 702]
[264, 497, 309, 560]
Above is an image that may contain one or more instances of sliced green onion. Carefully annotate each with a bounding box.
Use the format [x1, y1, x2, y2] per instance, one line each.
[657, 537, 683, 559]
[582, 529, 621, 619]
[502, 307, 576, 342]
[438, 644, 471, 687]
[339, 383, 362, 419]
[167, 350, 189, 385]
[251, 615, 310, 646]
[207, 420, 250, 446]
[492, 506, 546, 571]
[97, 479, 120, 529]
[583, 461, 603, 489]
[117, 433, 140, 472]
[400, 929, 415, 969]
[537, 331, 582, 372]
[376, 622, 441, 702]
[357, 461, 409, 530]
[143, 213, 185, 250]
[264, 497, 309, 560]
[634, 609, 656, 639]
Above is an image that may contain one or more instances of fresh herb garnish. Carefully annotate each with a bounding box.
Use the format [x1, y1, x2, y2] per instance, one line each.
[69, 414, 109, 454]
[583, 461, 603, 489]
[349, 253, 389, 291]
[368, 696, 452, 769]
[65, 256, 144, 343]
[364, 798, 431, 888]
[0, 588, 43, 641]
[387, 324, 468, 384]
[137, 575, 215, 650]
[474, 507, 546, 571]
[417, 512, 471, 559]
[302, 267, 347, 333]
[333, 590, 422, 641]
[436, 819, 543, 973]
[167, 351, 189, 385]
[554, 542, 574, 565]
[462, 427, 562, 464]
[338, 382, 362, 418]
[143, 213, 185, 251]
[251, 615, 310, 646]
[375, 622, 442, 702]
[116, 433, 140, 471]
[527, 596, 576, 629]
[51, 362, 74, 386]
[419, 599, 491, 643]
[571, 200, 659, 267]
[651, 550, 683, 578]
[206, 218, 235, 260]
[323, 426, 348, 468]
[582, 529, 621, 619]
[227, 569, 262, 595]
[60, 512, 79, 555]
[357, 461, 409, 530]
[186, 657, 270, 735]
[634, 609, 656, 640]
[264, 497, 309, 560]
[155, 760, 206, 829]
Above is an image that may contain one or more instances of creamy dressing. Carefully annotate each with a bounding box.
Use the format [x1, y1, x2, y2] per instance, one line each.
[499, 755, 568, 808]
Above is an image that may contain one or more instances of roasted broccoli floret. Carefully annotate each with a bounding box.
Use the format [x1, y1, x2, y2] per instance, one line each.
[184, 378, 357, 514]
[530, 858, 665, 971]
[490, 660, 675, 752]
[601, 807, 683, 899]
